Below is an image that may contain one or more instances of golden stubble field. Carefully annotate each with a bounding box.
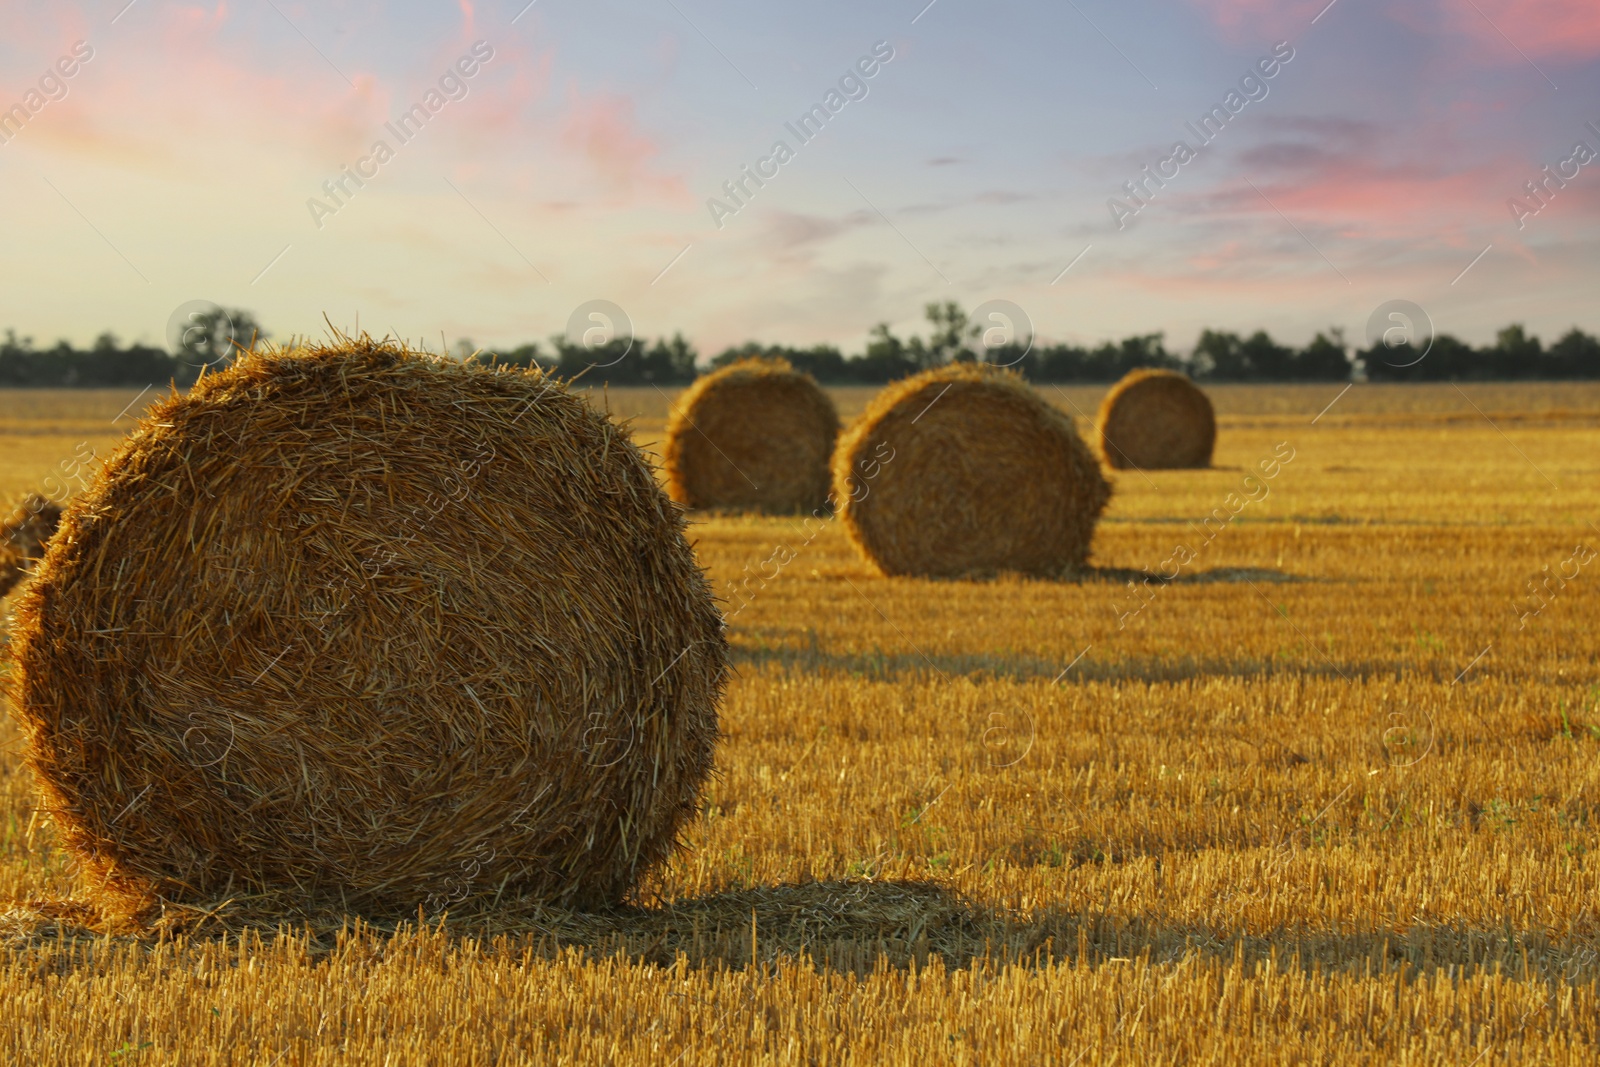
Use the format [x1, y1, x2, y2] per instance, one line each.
[3, 380, 1600, 1063]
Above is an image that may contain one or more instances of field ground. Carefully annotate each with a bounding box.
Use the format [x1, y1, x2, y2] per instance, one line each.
[5, 382, 1600, 1062]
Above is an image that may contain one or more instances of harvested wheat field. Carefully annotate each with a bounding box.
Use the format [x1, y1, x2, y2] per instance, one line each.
[4, 381, 1600, 1063]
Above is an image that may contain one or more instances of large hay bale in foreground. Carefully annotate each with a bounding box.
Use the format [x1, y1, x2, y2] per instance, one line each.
[663, 358, 839, 513]
[8, 339, 727, 920]
[0, 494, 62, 598]
[1095, 369, 1216, 470]
[832, 364, 1111, 578]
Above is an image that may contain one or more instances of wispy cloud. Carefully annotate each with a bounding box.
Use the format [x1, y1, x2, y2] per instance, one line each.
[559, 90, 687, 201]
[1188, 0, 1600, 60]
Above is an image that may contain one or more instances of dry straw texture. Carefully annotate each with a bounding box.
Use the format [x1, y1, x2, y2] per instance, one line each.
[7, 338, 728, 922]
[832, 363, 1110, 578]
[1095, 368, 1216, 470]
[663, 358, 840, 514]
[8, 386, 1600, 1062]
[0, 494, 62, 598]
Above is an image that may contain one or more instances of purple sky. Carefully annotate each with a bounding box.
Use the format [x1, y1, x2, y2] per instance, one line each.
[0, 0, 1597, 357]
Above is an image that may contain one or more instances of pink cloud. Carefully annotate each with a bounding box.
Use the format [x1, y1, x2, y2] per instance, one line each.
[3, 2, 688, 218]
[18, 7, 387, 174]
[1179, 0, 1325, 39]
[168, 2, 229, 32]
[1439, 0, 1600, 61]
[1188, 0, 1600, 59]
[0, 5, 92, 48]
[560, 90, 687, 201]
[451, 41, 552, 141]
[1238, 163, 1504, 234]
[1183, 0, 1301, 28]
[1132, 151, 1600, 298]
[1214, 117, 1600, 240]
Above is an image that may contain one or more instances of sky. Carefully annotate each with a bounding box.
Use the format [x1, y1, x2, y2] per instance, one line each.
[0, 0, 1597, 359]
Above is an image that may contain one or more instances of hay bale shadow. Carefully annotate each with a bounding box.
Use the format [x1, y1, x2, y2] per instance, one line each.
[2, 881, 991, 974]
[1078, 565, 1307, 586]
[611, 880, 987, 972]
[1173, 566, 1306, 585]
[12, 886, 1600, 986]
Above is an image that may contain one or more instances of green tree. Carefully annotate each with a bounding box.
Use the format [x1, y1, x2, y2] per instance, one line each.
[176, 307, 268, 370]
[921, 301, 978, 366]
[1546, 328, 1600, 379]
[1490, 324, 1541, 379]
[855, 323, 919, 382]
[1296, 329, 1352, 381]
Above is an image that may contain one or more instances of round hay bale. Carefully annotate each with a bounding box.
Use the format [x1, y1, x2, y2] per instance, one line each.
[0, 494, 63, 598]
[8, 339, 727, 920]
[663, 358, 839, 514]
[1095, 369, 1216, 470]
[832, 363, 1111, 578]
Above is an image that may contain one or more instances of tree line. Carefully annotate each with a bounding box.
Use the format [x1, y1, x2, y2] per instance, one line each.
[704, 305, 1600, 384]
[3, 305, 1597, 387]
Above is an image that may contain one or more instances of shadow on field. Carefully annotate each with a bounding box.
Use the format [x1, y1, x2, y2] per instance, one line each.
[725, 564, 1369, 684]
[447, 885, 1600, 982]
[4, 882, 988, 974]
[10, 880, 1600, 984]
[1079, 564, 1309, 586]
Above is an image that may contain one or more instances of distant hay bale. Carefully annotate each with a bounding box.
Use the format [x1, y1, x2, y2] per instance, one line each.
[663, 358, 839, 514]
[832, 363, 1111, 578]
[7, 338, 728, 920]
[1095, 369, 1216, 470]
[0, 494, 62, 598]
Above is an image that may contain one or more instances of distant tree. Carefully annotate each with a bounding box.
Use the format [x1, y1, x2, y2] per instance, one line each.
[548, 332, 697, 385]
[1028, 343, 1089, 382]
[848, 304, 981, 377]
[1240, 331, 1296, 379]
[1361, 333, 1477, 381]
[0, 331, 42, 386]
[711, 342, 770, 369]
[175, 307, 267, 371]
[1295, 329, 1353, 381]
[1488, 324, 1541, 379]
[711, 342, 849, 382]
[4, 316, 1599, 389]
[1359, 326, 1598, 382]
[982, 342, 1037, 375]
[549, 336, 633, 381]
[1192, 330, 1245, 380]
[639, 334, 699, 383]
[1025, 334, 1178, 383]
[475, 342, 547, 371]
[853, 323, 920, 382]
[1193, 329, 1297, 381]
[1101, 333, 1177, 379]
[1545, 328, 1600, 379]
[921, 301, 979, 366]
